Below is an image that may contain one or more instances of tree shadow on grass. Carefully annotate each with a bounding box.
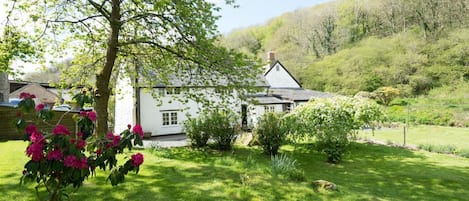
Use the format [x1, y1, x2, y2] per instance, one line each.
[103, 147, 324, 201]
[284, 142, 469, 201]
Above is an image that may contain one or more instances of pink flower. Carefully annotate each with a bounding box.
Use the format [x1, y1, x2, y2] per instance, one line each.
[87, 111, 96, 121]
[78, 157, 88, 169]
[25, 124, 38, 135]
[127, 124, 132, 129]
[35, 103, 45, 112]
[76, 139, 86, 149]
[64, 155, 77, 167]
[30, 132, 44, 143]
[96, 149, 102, 155]
[113, 135, 121, 147]
[106, 132, 120, 147]
[64, 155, 88, 169]
[53, 125, 71, 135]
[76, 132, 83, 138]
[26, 143, 44, 162]
[70, 138, 76, 145]
[106, 132, 115, 140]
[131, 153, 144, 167]
[132, 124, 144, 138]
[19, 92, 36, 99]
[79, 111, 87, 117]
[47, 149, 63, 161]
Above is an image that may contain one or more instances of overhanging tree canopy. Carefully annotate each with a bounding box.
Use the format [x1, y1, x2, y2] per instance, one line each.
[9, 0, 260, 135]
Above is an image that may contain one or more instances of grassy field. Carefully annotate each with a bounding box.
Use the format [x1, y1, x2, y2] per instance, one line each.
[358, 125, 469, 149]
[1, 140, 469, 201]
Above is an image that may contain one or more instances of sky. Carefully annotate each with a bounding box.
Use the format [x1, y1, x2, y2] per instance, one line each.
[211, 0, 331, 34]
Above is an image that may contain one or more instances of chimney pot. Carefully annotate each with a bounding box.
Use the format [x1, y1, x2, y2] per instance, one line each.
[267, 51, 275, 65]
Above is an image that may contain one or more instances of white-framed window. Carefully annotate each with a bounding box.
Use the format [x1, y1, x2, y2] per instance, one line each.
[162, 112, 178, 126]
[166, 88, 180, 95]
[264, 105, 275, 113]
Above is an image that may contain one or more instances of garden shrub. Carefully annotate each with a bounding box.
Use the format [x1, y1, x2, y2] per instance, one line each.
[373, 86, 400, 106]
[184, 117, 209, 148]
[270, 154, 305, 181]
[207, 110, 239, 150]
[16, 93, 144, 201]
[253, 112, 288, 155]
[184, 109, 239, 150]
[288, 97, 383, 163]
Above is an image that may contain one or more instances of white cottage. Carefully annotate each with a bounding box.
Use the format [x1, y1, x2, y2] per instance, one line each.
[115, 52, 333, 136]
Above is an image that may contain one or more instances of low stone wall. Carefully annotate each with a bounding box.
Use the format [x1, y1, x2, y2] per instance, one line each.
[0, 106, 78, 141]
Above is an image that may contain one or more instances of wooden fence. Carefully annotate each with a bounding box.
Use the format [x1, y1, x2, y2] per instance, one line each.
[0, 106, 78, 141]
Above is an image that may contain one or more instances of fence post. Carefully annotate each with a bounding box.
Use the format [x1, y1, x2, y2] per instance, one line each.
[403, 125, 406, 146]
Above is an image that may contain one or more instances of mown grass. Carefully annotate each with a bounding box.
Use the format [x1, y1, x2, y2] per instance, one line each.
[1, 140, 469, 201]
[358, 125, 469, 150]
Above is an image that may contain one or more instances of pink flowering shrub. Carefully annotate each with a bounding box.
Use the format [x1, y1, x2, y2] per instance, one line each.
[17, 93, 144, 201]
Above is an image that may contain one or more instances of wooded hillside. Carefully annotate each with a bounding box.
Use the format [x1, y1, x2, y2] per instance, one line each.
[222, 0, 469, 96]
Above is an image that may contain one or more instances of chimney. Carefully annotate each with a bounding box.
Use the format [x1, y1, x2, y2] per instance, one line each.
[267, 51, 276, 65]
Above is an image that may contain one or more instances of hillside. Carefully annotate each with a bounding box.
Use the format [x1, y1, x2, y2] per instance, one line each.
[221, 0, 469, 96]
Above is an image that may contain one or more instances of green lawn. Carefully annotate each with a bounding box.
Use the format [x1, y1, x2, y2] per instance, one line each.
[1, 140, 469, 201]
[358, 125, 469, 149]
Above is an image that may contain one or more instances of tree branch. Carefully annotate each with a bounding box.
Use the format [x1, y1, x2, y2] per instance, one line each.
[48, 14, 103, 24]
[119, 39, 202, 66]
[88, 0, 111, 20]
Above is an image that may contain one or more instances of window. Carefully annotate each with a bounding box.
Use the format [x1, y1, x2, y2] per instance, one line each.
[162, 112, 178, 126]
[166, 88, 180, 95]
[159, 88, 181, 96]
[158, 88, 165, 96]
[215, 88, 232, 94]
[264, 105, 275, 113]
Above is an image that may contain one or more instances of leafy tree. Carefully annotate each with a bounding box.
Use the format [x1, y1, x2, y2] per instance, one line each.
[0, 25, 35, 102]
[10, 0, 259, 135]
[373, 86, 400, 106]
[0, 26, 35, 73]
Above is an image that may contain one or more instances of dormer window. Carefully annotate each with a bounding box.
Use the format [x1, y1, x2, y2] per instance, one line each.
[276, 65, 279, 71]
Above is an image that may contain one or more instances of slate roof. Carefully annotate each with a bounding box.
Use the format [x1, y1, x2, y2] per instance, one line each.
[140, 72, 269, 88]
[247, 95, 292, 105]
[270, 88, 334, 102]
[10, 83, 59, 104]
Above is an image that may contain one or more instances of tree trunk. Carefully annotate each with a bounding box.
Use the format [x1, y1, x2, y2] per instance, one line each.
[0, 73, 9, 102]
[94, 0, 121, 136]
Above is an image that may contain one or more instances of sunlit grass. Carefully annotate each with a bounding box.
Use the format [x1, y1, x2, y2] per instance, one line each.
[1, 139, 469, 201]
[358, 125, 469, 149]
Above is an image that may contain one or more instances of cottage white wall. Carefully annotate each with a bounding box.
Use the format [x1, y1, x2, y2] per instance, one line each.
[265, 63, 301, 88]
[114, 75, 135, 133]
[140, 88, 242, 136]
[247, 104, 283, 129]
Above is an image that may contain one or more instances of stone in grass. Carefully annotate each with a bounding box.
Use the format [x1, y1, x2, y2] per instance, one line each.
[312, 180, 339, 192]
